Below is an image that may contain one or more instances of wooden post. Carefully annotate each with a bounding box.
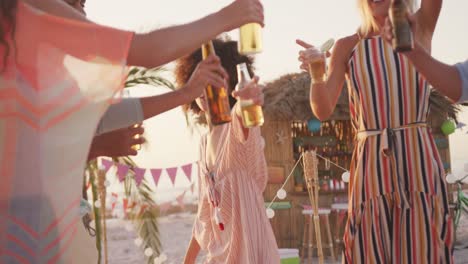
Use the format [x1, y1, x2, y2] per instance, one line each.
[303, 150, 323, 264]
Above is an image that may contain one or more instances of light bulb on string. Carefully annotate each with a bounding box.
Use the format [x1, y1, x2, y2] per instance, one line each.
[134, 237, 143, 247]
[446, 173, 456, 184]
[159, 253, 167, 262]
[266, 208, 275, 219]
[94, 200, 101, 208]
[277, 189, 287, 200]
[144, 248, 154, 257]
[341, 171, 350, 183]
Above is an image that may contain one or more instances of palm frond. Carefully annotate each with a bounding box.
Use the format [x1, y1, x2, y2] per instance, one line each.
[85, 161, 103, 264]
[125, 66, 174, 90]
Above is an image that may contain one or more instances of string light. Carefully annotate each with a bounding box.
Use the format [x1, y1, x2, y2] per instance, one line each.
[144, 248, 154, 257]
[266, 208, 275, 219]
[267, 153, 305, 209]
[134, 237, 143, 247]
[446, 173, 456, 184]
[277, 189, 287, 200]
[266, 151, 351, 219]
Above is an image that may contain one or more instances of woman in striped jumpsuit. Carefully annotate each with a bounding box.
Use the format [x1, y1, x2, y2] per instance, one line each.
[297, 0, 454, 262]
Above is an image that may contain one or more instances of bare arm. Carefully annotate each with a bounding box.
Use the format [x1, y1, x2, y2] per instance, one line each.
[183, 236, 200, 264]
[404, 42, 462, 102]
[415, 0, 442, 47]
[126, 0, 263, 68]
[21, 0, 264, 69]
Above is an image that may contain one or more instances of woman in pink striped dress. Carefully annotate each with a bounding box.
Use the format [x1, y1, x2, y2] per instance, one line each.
[298, 0, 454, 263]
[176, 39, 280, 264]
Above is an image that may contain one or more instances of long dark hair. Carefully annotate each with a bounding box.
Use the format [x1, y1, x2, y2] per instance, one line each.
[175, 38, 255, 115]
[0, 0, 18, 70]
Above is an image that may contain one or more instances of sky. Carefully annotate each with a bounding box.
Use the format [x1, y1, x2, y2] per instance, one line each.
[85, 0, 468, 200]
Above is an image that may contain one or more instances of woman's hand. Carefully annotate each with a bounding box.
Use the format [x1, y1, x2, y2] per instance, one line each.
[181, 55, 229, 101]
[382, 14, 417, 49]
[232, 76, 264, 106]
[221, 0, 264, 30]
[296, 39, 327, 72]
[87, 124, 145, 161]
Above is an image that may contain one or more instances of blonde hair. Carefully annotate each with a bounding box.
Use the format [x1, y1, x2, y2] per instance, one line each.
[357, 0, 416, 37]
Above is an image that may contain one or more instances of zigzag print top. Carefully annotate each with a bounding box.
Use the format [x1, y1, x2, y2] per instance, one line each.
[0, 3, 133, 263]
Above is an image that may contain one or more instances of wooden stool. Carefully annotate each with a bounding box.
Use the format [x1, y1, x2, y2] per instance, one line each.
[331, 203, 348, 257]
[301, 208, 335, 263]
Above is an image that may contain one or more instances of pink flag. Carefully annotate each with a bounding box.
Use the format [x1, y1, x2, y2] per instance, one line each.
[181, 163, 193, 182]
[101, 159, 114, 173]
[166, 167, 178, 186]
[151, 169, 162, 187]
[133, 167, 146, 186]
[176, 191, 186, 210]
[116, 163, 129, 182]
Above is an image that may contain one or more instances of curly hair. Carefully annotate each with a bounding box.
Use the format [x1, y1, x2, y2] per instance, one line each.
[0, 0, 17, 71]
[174, 38, 255, 115]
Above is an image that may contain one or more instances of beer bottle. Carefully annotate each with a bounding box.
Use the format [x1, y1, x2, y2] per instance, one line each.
[389, 0, 414, 52]
[201, 41, 232, 125]
[239, 23, 263, 55]
[235, 63, 264, 127]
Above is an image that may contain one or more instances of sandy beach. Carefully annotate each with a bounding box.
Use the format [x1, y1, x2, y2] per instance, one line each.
[107, 213, 468, 264]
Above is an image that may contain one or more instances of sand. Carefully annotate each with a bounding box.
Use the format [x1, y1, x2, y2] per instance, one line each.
[107, 213, 468, 264]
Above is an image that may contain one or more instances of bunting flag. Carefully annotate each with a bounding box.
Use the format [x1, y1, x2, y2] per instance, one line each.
[116, 163, 129, 182]
[101, 159, 114, 173]
[151, 169, 163, 187]
[457, 122, 466, 129]
[134, 167, 146, 186]
[100, 159, 197, 188]
[181, 164, 193, 182]
[166, 167, 178, 186]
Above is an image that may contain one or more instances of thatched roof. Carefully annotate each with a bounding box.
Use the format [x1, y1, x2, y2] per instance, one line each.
[263, 72, 463, 123]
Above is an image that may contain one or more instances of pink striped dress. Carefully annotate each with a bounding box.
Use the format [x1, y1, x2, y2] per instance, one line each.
[343, 35, 454, 263]
[193, 112, 280, 263]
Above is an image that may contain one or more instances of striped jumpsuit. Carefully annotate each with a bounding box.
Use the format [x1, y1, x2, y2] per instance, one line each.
[343, 35, 454, 263]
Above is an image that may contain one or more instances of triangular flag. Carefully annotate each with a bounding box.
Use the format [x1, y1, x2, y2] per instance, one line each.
[176, 191, 187, 210]
[181, 163, 193, 182]
[116, 163, 129, 182]
[133, 167, 146, 186]
[457, 122, 466, 129]
[166, 167, 178, 186]
[151, 169, 163, 187]
[101, 159, 114, 173]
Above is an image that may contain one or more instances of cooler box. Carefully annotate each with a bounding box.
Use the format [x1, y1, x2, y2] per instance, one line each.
[279, 248, 300, 264]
